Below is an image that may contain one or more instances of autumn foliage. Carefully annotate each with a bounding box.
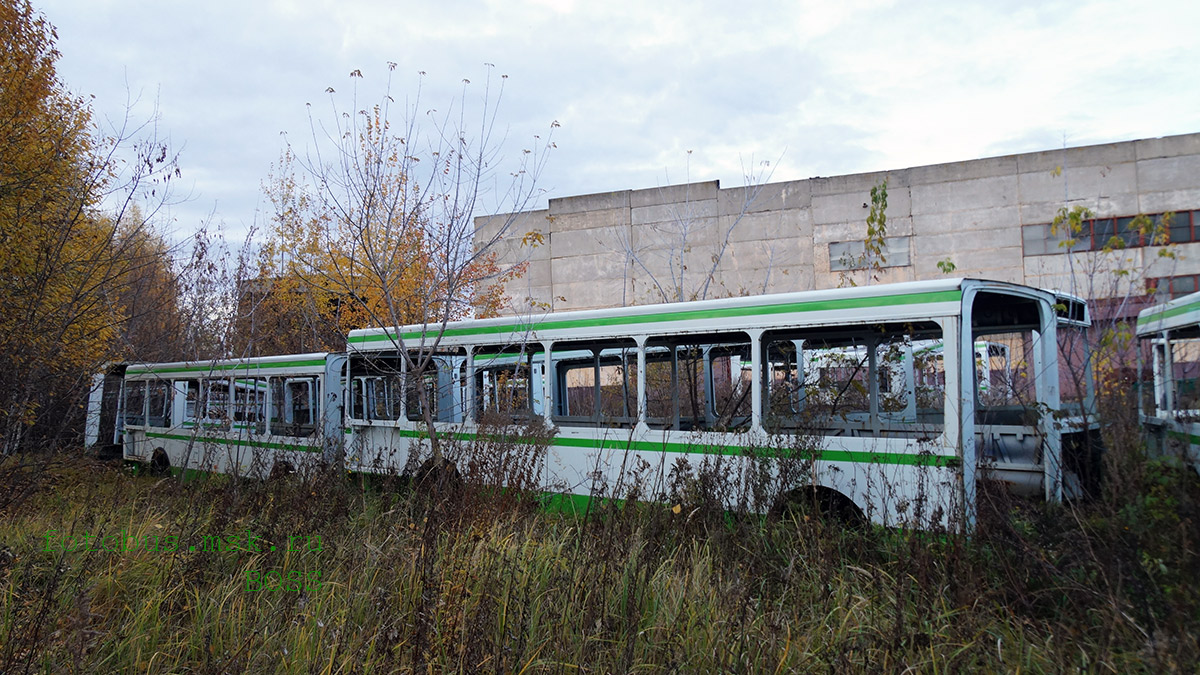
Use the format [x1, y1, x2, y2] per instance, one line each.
[235, 109, 523, 356]
[1, 4, 547, 451]
[0, 1, 180, 452]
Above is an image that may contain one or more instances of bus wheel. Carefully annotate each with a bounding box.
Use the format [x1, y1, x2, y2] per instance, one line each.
[772, 486, 864, 527]
[149, 449, 171, 477]
[415, 457, 461, 498]
[269, 461, 295, 480]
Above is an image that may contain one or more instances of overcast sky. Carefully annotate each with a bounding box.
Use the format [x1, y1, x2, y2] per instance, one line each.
[38, 0, 1200, 243]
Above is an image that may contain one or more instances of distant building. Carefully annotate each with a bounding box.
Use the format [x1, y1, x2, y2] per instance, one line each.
[476, 132, 1200, 318]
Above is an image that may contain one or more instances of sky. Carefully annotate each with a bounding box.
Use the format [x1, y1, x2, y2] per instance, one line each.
[37, 0, 1200, 243]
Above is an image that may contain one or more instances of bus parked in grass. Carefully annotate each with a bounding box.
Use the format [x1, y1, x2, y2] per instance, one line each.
[345, 278, 1096, 529]
[92, 353, 347, 478]
[1138, 291, 1200, 476]
[89, 279, 1097, 530]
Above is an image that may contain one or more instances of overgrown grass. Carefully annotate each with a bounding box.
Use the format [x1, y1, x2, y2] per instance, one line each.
[2, 445, 1199, 673]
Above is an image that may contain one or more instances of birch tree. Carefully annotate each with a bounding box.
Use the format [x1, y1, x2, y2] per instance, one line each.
[617, 152, 780, 304]
[255, 65, 554, 463]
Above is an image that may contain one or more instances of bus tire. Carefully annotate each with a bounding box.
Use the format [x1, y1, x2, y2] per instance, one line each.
[269, 461, 295, 480]
[772, 486, 865, 526]
[149, 449, 171, 477]
[415, 457, 461, 497]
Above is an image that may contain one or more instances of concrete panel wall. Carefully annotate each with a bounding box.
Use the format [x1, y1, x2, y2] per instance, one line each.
[479, 132, 1200, 313]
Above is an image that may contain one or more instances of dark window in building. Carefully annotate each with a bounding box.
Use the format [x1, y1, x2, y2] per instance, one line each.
[1116, 216, 1140, 247]
[1169, 211, 1195, 245]
[1091, 217, 1115, 250]
[1148, 274, 1200, 300]
[1026, 210, 1197, 256]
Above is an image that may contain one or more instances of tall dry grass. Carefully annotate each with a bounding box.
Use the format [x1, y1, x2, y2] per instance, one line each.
[3, 414, 1199, 674]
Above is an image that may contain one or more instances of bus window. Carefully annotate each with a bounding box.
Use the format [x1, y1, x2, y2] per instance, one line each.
[556, 359, 596, 422]
[973, 333, 1036, 418]
[147, 380, 172, 428]
[234, 378, 266, 434]
[369, 376, 402, 420]
[202, 379, 231, 429]
[765, 340, 803, 421]
[763, 322, 943, 436]
[707, 345, 752, 431]
[385, 377, 405, 420]
[1171, 339, 1200, 414]
[269, 378, 286, 433]
[674, 345, 708, 431]
[270, 376, 318, 437]
[123, 381, 146, 427]
[181, 380, 200, 424]
[643, 334, 750, 431]
[406, 367, 440, 423]
[911, 344, 946, 413]
[597, 350, 637, 424]
[350, 378, 366, 420]
[288, 378, 317, 436]
[475, 365, 532, 422]
[803, 337, 872, 427]
[547, 341, 637, 427]
[353, 375, 402, 421]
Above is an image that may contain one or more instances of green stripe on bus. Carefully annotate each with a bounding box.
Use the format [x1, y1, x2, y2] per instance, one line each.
[349, 289, 964, 345]
[127, 358, 327, 376]
[1138, 299, 1200, 326]
[144, 432, 323, 453]
[1166, 429, 1200, 445]
[537, 491, 622, 516]
[234, 379, 270, 388]
[367, 428, 955, 468]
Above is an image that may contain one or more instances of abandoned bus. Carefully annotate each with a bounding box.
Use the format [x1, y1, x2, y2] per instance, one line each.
[93, 353, 347, 478]
[1138, 291, 1200, 476]
[346, 278, 1095, 529]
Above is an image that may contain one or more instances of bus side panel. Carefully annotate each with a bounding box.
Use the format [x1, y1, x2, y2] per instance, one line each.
[346, 424, 426, 475]
[536, 427, 959, 530]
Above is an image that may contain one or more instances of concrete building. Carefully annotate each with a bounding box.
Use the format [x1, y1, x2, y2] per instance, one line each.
[476, 132, 1200, 316]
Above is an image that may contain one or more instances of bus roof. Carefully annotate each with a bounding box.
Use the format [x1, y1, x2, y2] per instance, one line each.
[349, 278, 1059, 352]
[124, 353, 332, 378]
[1137, 291, 1200, 337]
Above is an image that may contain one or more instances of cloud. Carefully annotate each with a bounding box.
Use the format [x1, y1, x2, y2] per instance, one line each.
[34, 0, 1200, 243]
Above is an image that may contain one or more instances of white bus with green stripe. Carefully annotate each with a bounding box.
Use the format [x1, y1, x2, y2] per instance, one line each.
[346, 278, 1095, 529]
[107, 353, 347, 478]
[1138, 292, 1200, 476]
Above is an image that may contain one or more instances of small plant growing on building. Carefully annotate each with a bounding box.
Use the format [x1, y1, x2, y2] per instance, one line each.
[838, 179, 889, 287]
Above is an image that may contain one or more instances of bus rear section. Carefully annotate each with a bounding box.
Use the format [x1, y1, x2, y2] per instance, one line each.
[84, 363, 127, 458]
[1138, 292, 1200, 476]
[113, 354, 346, 479]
